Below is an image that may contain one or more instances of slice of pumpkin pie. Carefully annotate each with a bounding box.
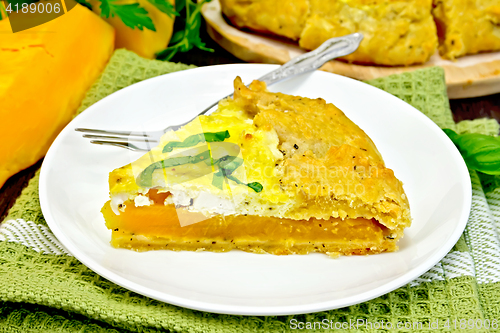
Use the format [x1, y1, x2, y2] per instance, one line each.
[101, 77, 411, 257]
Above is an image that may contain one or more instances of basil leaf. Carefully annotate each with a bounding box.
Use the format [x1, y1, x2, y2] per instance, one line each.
[211, 169, 225, 190]
[225, 174, 263, 193]
[139, 134, 263, 192]
[478, 172, 500, 194]
[162, 131, 230, 153]
[443, 129, 500, 175]
[247, 182, 263, 193]
[137, 150, 211, 187]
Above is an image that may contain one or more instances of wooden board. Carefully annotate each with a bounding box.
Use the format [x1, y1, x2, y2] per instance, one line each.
[201, 0, 500, 99]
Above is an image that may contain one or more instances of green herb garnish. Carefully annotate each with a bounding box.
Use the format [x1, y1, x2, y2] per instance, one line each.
[478, 172, 500, 194]
[73, 0, 210, 58]
[99, 0, 155, 31]
[156, 0, 213, 61]
[0, 1, 8, 19]
[443, 129, 500, 175]
[211, 155, 263, 192]
[137, 149, 212, 187]
[138, 131, 263, 192]
[162, 130, 230, 153]
[137, 152, 262, 192]
[146, 0, 177, 17]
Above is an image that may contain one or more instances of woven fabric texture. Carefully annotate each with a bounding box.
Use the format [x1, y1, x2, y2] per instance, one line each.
[456, 119, 500, 136]
[1, 50, 499, 332]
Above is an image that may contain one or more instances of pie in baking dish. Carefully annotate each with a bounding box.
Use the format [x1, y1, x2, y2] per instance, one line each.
[220, 0, 438, 66]
[101, 77, 411, 257]
[432, 0, 500, 60]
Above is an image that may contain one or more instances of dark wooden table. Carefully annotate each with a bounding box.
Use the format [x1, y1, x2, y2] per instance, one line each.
[1, 24, 500, 222]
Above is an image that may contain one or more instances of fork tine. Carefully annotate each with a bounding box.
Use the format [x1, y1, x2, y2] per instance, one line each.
[90, 140, 150, 152]
[82, 134, 158, 143]
[75, 127, 152, 138]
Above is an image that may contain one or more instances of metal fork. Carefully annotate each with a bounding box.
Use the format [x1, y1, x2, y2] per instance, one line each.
[76, 33, 363, 152]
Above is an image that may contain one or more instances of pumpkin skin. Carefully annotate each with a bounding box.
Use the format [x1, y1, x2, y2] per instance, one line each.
[0, 3, 114, 188]
[89, 0, 175, 59]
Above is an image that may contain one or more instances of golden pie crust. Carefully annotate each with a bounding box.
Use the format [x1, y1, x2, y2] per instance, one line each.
[432, 0, 500, 59]
[102, 78, 411, 256]
[220, 0, 438, 66]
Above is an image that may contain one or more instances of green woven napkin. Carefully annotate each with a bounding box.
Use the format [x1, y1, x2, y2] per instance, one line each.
[1, 49, 500, 332]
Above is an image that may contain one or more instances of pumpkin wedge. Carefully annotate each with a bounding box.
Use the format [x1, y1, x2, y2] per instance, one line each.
[0, 3, 114, 188]
[89, 0, 175, 59]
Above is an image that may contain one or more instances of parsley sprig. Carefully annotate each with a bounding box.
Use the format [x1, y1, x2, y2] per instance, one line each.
[75, 0, 176, 31]
[100, 0, 152, 31]
[146, 0, 177, 17]
[73, 0, 211, 59]
[156, 0, 213, 61]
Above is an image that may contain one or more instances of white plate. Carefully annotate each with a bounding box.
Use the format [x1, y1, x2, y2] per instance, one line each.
[40, 64, 471, 316]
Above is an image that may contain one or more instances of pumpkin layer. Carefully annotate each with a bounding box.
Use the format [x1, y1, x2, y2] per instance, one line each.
[102, 199, 399, 256]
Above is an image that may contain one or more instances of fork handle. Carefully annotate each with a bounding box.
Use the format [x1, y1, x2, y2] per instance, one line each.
[257, 33, 363, 86]
[196, 33, 363, 119]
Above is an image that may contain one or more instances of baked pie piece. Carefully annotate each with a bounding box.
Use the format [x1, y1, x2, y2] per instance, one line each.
[101, 77, 411, 257]
[432, 0, 500, 60]
[219, 0, 309, 41]
[219, 0, 438, 66]
[299, 0, 437, 66]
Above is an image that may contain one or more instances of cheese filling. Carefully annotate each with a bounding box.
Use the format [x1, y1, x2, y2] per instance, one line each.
[106, 79, 410, 232]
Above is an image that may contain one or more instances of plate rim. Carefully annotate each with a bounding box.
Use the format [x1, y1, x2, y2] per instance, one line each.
[39, 63, 472, 315]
